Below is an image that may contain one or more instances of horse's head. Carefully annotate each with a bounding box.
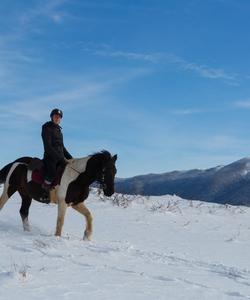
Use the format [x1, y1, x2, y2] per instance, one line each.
[100, 153, 117, 197]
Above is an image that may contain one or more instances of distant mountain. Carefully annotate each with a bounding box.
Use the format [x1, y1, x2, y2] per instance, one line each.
[115, 157, 250, 205]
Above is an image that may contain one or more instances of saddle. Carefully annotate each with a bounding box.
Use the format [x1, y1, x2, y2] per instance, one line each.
[27, 157, 65, 188]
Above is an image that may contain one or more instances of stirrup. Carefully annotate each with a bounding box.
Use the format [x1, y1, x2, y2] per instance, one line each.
[39, 195, 50, 204]
[42, 181, 51, 191]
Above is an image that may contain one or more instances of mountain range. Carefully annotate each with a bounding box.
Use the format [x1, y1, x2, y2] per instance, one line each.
[115, 157, 250, 205]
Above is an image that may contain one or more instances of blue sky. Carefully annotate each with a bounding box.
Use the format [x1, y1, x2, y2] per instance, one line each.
[1, 0, 250, 177]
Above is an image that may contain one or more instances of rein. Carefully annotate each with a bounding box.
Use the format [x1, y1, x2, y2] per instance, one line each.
[68, 165, 81, 175]
[68, 164, 107, 190]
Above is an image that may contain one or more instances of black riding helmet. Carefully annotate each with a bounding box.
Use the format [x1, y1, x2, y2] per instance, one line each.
[50, 108, 63, 119]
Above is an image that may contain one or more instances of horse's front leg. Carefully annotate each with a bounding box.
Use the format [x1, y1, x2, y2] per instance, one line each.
[19, 192, 32, 232]
[55, 198, 67, 236]
[72, 202, 93, 240]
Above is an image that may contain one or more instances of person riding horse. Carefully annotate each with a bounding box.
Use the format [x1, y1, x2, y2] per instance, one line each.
[41, 108, 72, 191]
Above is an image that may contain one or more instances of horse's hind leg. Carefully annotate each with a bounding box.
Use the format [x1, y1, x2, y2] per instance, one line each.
[72, 202, 93, 240]
[0, 184, 16, 211]
[0, 184, 9, 211]
[55, 198, 68, 236]
[19, 193, 32, 231]
[0, 162, 21, 211]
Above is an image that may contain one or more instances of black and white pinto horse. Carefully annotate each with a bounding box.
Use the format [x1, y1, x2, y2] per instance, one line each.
[0, 151, 117, 240]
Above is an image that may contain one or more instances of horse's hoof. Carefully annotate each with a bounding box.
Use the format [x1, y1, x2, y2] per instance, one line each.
[83, 230, 92, 241]
[23, 218, 31, 231]
[23, 225, 31, 232]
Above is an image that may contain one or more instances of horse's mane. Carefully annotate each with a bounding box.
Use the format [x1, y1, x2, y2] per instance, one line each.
[67, 150, 112, 169]
[90, 150, 112, 161]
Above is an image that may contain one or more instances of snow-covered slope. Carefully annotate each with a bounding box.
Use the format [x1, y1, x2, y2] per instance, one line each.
[1, 188, 250, 299]
[115, 157, 250, 205]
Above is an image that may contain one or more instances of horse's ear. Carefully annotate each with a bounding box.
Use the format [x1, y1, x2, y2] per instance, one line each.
[112, 154, 118, 162]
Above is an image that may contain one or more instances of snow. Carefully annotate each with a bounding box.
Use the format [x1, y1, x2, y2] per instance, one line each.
[1, 188, 250, 299]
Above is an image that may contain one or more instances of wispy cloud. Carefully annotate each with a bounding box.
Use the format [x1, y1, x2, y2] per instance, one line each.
[82, 44, 239, 85]
[0, 49, 36, 63]
[19, 0, 68, 27]
[234, 99, 250, 108]
[51, 13, 63, 23]
[0, 0, 68, 49]
[92, 49, 163, 63]
[0, 0, 69, 91]
[180, 61, 237, 82]
[0, 66, 152, 170]
[0, 67, 150, 124]
[0, 47, 39, 91]
[170, 108, 205, 115]
[81, 43, 164, 63]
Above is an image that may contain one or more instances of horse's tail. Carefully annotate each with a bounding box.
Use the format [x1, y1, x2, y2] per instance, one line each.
[0, 157, 33, 185]
[0, 162, 13, 184]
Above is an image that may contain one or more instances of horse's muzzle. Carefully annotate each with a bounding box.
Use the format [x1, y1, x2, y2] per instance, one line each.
[103, 188, 114, 197]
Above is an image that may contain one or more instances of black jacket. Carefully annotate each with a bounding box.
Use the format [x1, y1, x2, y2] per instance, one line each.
[41, 121, 72, 162]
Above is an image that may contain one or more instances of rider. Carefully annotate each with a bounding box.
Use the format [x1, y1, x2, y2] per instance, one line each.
[41, 108, 72, 191]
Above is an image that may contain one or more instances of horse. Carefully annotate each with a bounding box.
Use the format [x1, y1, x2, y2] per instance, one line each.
[0, 150, 117, 240]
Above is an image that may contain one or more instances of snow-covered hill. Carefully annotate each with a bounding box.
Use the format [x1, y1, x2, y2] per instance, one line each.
[115, 157, 250, 205]
[1, 188, 250, 299]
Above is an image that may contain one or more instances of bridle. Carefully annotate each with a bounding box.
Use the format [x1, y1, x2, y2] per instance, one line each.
[98, 167, 107, 190]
